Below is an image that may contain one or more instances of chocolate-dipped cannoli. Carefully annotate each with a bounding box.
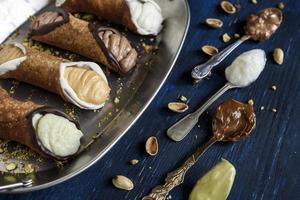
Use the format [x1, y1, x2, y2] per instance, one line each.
[0, 88, 83, 160]
[30, 10, 138, 74]
[0, 43, 110, 110]
[56, 0, 164, 36]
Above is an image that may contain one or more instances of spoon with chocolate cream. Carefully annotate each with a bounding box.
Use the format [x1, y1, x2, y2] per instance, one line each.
[143, 99, 256, 200]
[192, 8, 282, 82]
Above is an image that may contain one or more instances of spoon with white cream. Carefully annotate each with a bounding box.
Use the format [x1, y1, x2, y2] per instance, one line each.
[167, 49, 266, 142]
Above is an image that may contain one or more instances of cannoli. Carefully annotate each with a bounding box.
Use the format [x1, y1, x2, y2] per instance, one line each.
[30, 10, 138, 74]
[0, 88, 83, 160]
[0, 43, 110, 110]
[56, 0, 164, 36]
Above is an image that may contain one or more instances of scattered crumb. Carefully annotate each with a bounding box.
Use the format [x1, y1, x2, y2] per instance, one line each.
[251, 0, 257, 4]
[166, 195, 172, 200]
[260, 106, 265, 110]
[179, 95, 188, 102]
[222, 33, 231, 43]
[142, 43, 159, 53]
[272, 108, 277, 113]
[277, 2, 284, 9]
[271, 85, 277, 91]
[5, 163, 17, 171]
[24, 164, 34, 174]
[248, 99, 254, 106]
[129, 159, 139, 165]
[114, 97, 120, 104]
[149, 166, 152, 169]
[234, 33, 240, 38]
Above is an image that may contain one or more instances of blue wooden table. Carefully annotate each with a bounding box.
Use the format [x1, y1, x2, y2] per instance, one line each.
[2, 0, 300, 199]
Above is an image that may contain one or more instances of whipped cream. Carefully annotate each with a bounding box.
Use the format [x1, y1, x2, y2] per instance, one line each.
[127, 0, 163, 35]
[225, 49, 266, 87]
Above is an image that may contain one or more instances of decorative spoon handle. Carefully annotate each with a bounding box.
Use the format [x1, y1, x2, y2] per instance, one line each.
[167, 82, 235, 142]
[191, 35, 250, 81]
[142, 137, 216, 200]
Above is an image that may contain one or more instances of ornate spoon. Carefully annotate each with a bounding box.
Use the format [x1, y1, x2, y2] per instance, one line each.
[168, 49, 266, 142]
[142, 99, 256, 200]
[191, 8, 282, 82]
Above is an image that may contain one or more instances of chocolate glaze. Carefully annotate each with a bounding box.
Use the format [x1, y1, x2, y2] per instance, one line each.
[244, 8, 282, 42]
[212, 99, 256, 141]
[31, 9, 69, 36]
[27, 106, 81, 161]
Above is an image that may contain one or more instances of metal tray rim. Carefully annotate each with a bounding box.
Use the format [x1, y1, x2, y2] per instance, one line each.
[2, 0, 191, 193]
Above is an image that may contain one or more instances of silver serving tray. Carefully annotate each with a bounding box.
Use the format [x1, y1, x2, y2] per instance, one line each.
[0, 0, 190, 192]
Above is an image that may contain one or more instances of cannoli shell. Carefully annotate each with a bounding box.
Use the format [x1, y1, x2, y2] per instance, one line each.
[32, 13, 115, 72]
[0, 88, 79, 160]
[61, 0, 137, 33]
[0, 47, 66, 100]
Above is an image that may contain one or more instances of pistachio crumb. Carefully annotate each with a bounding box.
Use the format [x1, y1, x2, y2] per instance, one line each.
[234, 33, 240, 38]
[179, 95, 188, 102]
[277, 2, 284, 9]
[114, 97, 120, 104]
[130, 159, 139, 165]
[251, 0, 257, 4]
[222, 33, 231, 43]
[271, 85, 277, 91]
[248, 99, 254, 106]
[5, 163, 17, 171]
[272, 108, 277, 113]
[24, 164, 34, 174]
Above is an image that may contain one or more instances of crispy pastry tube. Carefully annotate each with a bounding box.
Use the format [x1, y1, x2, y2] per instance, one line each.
[0, 43, 110, 110]
[31, 10, 138, 74]
[56, 0, 164, 35]
[0, 88, 83, 160]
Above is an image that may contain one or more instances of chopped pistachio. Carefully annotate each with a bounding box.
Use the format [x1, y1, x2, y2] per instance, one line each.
[234, 33, 240, 38]
[179, 95, 188, 102]
[271, 85, 277, 91]
[82, 14, 94, 21]
[24, 164, 34, 174]
[277, 2, 284, 9]
[130, 159, 139, 165]
[114, 97, 120, 104]
[251, 0, 257, 4]
[5, 163, 17, 171]
[222, 33, 231, 43]
[248, 99, 254, 106]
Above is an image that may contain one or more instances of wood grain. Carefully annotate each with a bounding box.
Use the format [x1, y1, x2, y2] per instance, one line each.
[1, 0, 300, 199]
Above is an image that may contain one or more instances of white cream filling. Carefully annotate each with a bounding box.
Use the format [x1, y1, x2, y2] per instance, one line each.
[59, 62, 109, 110]
[0, 43, 27, 76]
[127, 0, 163, 35]
[225, 49, 266, 87]
[32, 113, 83, 157]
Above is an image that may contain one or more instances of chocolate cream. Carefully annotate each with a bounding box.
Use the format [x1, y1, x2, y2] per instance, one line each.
[31, 10, 69, 36]
[212, 99, 256, 141]
[98, 29, 138, 74]
[244, 8, 282, 42]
